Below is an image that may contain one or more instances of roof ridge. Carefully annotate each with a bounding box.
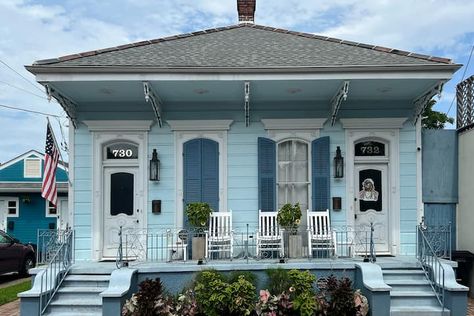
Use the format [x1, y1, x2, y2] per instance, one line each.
[34, 23, 453, 66]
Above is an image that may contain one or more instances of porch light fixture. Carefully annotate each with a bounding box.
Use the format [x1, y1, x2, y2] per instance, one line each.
[334, 146, 344, 178]
[150, 149, 160, 181]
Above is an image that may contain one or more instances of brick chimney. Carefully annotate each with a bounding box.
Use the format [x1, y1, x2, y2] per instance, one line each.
[237, 0, 256, 24]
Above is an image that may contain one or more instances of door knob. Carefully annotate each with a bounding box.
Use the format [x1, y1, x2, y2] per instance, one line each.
[354, 214, 358, 219]
[136, 220, 139, 223]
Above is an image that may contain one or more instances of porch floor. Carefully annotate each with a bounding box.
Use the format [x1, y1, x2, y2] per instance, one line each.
[63, 255, 456, 275]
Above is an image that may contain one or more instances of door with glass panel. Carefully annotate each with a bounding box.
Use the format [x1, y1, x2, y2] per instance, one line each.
[102, 167, 141, 258]
[277, 140, 309, 223]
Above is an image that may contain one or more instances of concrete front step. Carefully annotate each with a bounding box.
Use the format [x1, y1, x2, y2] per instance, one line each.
[390, 291, 440, 307]
[390, 306, 450, 316]
[44, 273, 110, 316]
[383, 269, 427, 281]
[386, 279, 432, 292]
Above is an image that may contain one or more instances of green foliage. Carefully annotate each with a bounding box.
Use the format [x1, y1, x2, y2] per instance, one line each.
[288, 270, 316, 296]
[292, 291, 318, 316]
[422, 99, 454, 129]
[277, 203, 302, 233]
[228, 270, 258, 288]
[194, 270, 257, 316]
[265, 268, 291, 294]
[325, 275, 358, 316]
[122, 278, 175, 316]
[226, 276, 257, 316]
[185, 202, 213, 228]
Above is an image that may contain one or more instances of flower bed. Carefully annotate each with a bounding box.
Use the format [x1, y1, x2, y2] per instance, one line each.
[123, 269, 368, 316]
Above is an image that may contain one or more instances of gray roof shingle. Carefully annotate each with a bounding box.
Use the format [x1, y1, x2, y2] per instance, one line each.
[33, 24, 453, 68]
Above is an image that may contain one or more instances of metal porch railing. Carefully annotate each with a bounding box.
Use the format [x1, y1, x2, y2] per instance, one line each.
[115, 224, 375, 267]
[38, 229, 74, 315]
[416, 224, 445, 311]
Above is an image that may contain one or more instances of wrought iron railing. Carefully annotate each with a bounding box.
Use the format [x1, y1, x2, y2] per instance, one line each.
[38, 228, 74, 315]
[36, 229, 72, 266]
[115, 224, 374, 266]
[416, 225, 445, 310]
[420, 222, 452, 260]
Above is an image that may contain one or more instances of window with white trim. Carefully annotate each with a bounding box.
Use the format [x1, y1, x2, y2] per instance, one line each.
[6, 198, 19, 217]
[46, 201, 58, 217]
[24, 158, 41, 178]
[277, 140, 309, 211]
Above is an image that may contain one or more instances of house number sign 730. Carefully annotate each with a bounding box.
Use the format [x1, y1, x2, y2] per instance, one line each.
[112, 149, 133, 158]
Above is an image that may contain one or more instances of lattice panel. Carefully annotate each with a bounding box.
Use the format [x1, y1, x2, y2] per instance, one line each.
[457, 75, 474, 129]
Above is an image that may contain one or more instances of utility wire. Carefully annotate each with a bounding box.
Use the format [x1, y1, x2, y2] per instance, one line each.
[446, 44, 474, 116]
[0, 103, 62, 118]
[0, 58, 45, 94]
[0, 80, 49, 100]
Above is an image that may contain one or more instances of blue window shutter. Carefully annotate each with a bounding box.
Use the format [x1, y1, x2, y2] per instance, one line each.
[258, 137, 276, 212]
[312, 136, 330, 211]
[201, 139, 219, 212]
[183, 139, 202, 208]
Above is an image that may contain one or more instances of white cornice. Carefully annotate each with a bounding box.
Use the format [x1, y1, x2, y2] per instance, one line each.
[261, 118, 327, 130]
[83, 120, 153, 132]
[167, 120, 233, 131]
[340, 118, 407, 129]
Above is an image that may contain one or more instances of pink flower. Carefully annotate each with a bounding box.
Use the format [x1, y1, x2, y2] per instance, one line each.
[260, 289, 270, 303]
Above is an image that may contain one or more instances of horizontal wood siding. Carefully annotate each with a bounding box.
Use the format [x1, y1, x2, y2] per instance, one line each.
[399, 122, 417, 255]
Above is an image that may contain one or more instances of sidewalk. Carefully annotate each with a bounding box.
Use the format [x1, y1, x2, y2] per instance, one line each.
[0, 299, 19, 316]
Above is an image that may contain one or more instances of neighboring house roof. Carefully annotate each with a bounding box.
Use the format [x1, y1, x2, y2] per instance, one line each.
[31, 24, 454, 70]
[0, 150, 68, 172]
[0, 182, 68, 192]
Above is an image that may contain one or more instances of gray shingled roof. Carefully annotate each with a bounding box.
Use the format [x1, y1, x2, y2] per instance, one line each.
[34, 24, 453, 68]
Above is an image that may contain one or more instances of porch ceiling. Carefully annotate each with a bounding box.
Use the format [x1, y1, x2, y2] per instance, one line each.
[49, 78, 439, 106]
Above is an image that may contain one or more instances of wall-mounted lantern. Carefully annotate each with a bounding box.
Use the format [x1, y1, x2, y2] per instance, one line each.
[150, 149, 160, 181]
[334, 146, 344, 178]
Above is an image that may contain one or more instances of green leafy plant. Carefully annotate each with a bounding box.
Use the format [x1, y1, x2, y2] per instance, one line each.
[292, 291, 319, 316]
[228, 270, 258, 288]
[265, 268, 291, 294]
[288, 270, 316, 296]
[226, 275, 256, 316]
[277, 203, 302, 234]
[185, 202, 213, 228]
[174, 289, 198, 316]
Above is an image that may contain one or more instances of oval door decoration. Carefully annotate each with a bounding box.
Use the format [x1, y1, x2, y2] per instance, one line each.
[358, 169, 382, 212]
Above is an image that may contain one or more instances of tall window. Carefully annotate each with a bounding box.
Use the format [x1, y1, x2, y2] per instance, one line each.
[46, 201, 58, 217]
[277, 140, 309, 211]
[6, 199, 19, 217]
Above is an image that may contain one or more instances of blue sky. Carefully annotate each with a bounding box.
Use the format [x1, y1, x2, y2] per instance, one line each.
[0, 0, 473, 162]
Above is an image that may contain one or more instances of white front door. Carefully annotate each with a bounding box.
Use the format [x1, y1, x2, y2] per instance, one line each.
[354, 164, 390, 253]
[102, 167, 141, 258]
[57, 198, 69, 231]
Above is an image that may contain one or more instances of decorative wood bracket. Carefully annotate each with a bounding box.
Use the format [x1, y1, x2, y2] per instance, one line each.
[143, 81, 163, 127]
[413, 81, 444, 124]
[45, 84, 78, 128]
[244, 81, 250, 127]
[330, 81, 350, 126]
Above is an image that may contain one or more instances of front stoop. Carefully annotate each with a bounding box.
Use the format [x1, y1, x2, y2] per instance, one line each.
[383, 268, 450, 316]
[42, 274, 110, 316]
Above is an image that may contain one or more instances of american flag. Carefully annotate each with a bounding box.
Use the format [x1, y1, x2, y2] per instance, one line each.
[41, 123, 60, 206]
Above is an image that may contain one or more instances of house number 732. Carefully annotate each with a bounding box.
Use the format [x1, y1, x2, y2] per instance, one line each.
[112, 149, 133, 158]
[360, 146, 380, 154]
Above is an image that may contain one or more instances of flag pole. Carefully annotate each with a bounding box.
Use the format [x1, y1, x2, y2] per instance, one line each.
[46, 117, 72, 187]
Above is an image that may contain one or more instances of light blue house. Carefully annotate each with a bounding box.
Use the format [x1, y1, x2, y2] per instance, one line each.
[21, 2, 468, 315]
[0, 150, 69, 244]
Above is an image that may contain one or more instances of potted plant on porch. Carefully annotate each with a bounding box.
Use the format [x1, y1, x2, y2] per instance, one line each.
[277, 203, 302, 258]
[186, 202, 213, 260]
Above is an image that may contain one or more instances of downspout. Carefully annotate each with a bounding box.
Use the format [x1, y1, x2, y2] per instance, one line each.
[416, 118, 423, 225]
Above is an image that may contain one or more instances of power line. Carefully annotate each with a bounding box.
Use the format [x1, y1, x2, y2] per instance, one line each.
[0, 103, 62, 118]
[446, 44, 474, 116]
[0, 58, 45, 94]
[0, 80, 49, 100]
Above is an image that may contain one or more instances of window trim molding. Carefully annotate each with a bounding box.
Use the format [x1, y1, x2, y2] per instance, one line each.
[4, 197, 19, 218]
[340, 118, 407, 129]
[45, 200, 58, 218]
[261, 118, 327, 131]
[167, 120, 233, 131]
[23, 157, 42, 178]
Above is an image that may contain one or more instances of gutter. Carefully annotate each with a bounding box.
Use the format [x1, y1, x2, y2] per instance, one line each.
[25, 63, 462, 75]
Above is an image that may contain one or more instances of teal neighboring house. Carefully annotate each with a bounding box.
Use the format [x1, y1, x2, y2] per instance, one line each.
[0, 150, 69, 244]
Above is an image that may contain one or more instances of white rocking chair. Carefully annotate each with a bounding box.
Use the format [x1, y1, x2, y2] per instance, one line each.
[206, 210, 233, 259]
[256, 210, 284, 258]
[307, 209, 336, 258]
